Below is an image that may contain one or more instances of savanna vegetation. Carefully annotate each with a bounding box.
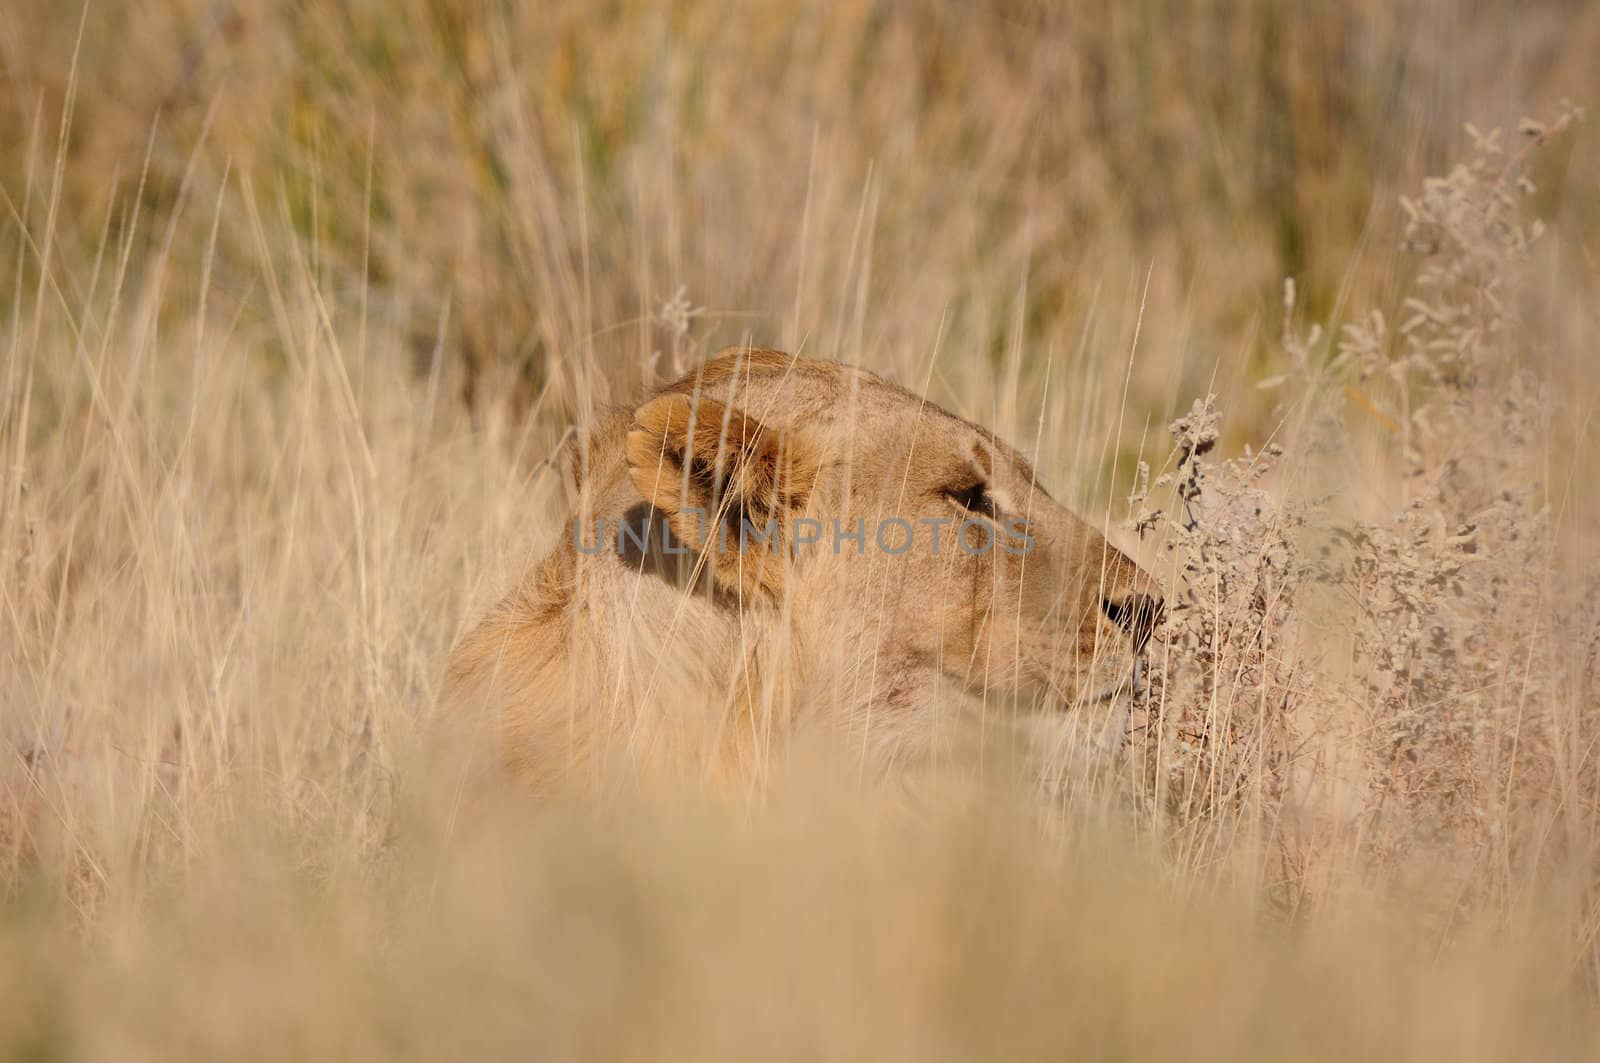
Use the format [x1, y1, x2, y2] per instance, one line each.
[3, 2, 1599, 1058]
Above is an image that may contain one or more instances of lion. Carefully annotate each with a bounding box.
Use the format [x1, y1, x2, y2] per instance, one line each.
[443, 346, 1163, 791]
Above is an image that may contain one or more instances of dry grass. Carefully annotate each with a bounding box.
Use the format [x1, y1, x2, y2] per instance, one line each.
[3, 2, 1600, 1058]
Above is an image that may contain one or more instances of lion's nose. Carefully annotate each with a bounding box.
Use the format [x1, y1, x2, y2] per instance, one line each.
[1100, 592, 1163, 652]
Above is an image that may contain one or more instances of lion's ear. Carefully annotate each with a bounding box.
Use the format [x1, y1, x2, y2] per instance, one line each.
[625, 393, 817, 597]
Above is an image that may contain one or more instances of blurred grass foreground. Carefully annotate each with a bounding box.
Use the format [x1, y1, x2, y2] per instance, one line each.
[4, 1, 1600, 1059]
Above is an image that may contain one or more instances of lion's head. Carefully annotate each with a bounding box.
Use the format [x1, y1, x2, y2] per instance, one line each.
[447, 347, 1163, 788]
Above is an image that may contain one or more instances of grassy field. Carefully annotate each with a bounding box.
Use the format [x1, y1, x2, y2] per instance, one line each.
[4, 1, 1600, 1058]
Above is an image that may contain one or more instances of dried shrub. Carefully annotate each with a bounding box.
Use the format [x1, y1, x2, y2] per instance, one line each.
[1327, 107, 1587, 863]
[1126, 399, 1300, 844]
[1124, 107, 1593, 912]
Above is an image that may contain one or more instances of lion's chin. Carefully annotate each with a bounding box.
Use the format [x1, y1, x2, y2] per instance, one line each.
[1038, 652, 1145, 713]
[1089, 656, 1147, 706]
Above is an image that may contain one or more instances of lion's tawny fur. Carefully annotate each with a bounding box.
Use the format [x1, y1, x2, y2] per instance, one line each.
[445, 347, 1162, 790]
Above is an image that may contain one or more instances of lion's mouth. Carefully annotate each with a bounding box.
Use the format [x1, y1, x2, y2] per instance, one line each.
[1039, 653, 1147, 710]
[1086, 658, 1143, 705]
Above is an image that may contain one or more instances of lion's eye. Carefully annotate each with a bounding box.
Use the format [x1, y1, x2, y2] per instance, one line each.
[943, 481, 998, 519]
